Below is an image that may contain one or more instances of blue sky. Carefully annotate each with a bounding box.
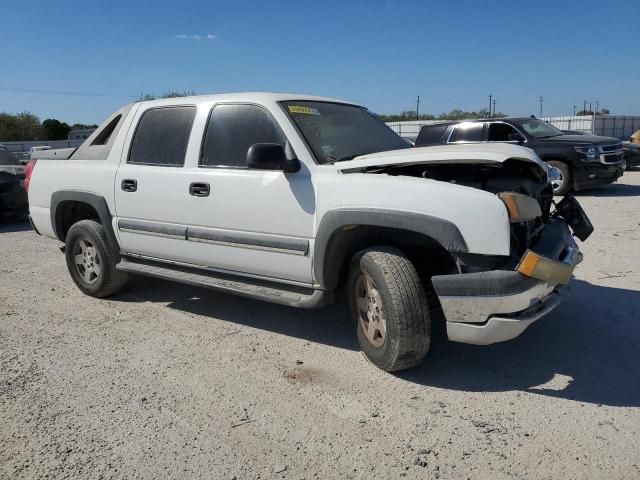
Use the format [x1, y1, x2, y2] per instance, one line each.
[2, 0, 639, 124]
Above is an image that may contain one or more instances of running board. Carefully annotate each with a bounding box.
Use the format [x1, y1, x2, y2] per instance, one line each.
[116, 257, 330, 308]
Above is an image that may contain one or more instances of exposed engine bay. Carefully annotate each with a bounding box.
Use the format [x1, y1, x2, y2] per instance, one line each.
[362, 159, 556, 259]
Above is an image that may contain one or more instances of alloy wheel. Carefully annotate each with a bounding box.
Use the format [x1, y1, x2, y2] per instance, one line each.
[354, 274, 387, 348]
[73, 237, 102, 285]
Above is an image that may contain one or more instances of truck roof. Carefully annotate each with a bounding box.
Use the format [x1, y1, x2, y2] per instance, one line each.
[420, 117, 538, 128]
[134, 92, 358, 108]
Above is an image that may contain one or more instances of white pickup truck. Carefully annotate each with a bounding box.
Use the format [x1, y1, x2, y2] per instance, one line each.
[26, 93, 592, 371]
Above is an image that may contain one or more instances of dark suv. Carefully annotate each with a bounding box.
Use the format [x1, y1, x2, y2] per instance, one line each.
[415, 118, 624, 195]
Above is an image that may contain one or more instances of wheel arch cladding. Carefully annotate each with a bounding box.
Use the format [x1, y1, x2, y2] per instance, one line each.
[51, 191, 117, 246]
[314, 209, 468, 290]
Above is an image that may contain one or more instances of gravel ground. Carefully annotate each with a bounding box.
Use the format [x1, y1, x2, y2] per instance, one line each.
[2, 172, 640, 480]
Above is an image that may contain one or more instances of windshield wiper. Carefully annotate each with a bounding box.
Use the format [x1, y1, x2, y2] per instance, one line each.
[325, 152, 376, 164]
[337, 153, 369, 162]
[537, 134, 563, 139]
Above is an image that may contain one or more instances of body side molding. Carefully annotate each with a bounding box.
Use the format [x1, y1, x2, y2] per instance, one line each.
[116, 218, 309, 256]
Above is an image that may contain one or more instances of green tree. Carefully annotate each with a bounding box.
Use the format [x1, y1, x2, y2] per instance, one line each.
[42, 119, 72, 140]
[137, 90, 195, 101]
[379, 108, 507, 122]
[0, 112, 42, 141]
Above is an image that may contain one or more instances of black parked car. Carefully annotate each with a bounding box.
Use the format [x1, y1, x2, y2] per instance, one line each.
[415, 118, 624, 195]
[0, 146, 28, 220]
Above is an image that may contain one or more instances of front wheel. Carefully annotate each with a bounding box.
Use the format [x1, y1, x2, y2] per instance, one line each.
[347, 247, 431, 372]
[548, 160, 572, 196]
[65, 220, 128, 298]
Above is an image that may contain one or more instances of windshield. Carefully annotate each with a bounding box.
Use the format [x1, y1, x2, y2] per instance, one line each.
[515, 119, 564, 139]
[281, 101, 409, 164]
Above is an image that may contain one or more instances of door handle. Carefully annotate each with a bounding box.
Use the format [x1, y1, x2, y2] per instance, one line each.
[189, 182, 210, 197]
[121, 179, 137, 192]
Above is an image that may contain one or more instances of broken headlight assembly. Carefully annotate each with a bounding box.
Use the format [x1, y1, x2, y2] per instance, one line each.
[498, 192, 542, 223]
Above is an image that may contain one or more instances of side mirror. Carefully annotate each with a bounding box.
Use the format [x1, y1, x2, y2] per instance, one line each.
[246, 143, 300, 173]
[508, 132, 525, 143]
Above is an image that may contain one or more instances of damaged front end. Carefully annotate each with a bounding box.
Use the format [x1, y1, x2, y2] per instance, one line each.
[362, 157, 593, 345]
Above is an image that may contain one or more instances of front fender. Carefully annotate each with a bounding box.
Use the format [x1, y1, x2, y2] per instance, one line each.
[313, 208, 468, 290]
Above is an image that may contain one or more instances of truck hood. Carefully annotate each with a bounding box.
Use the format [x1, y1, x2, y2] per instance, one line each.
[336, 144, 546, 172]
[540, 134, 621, 145]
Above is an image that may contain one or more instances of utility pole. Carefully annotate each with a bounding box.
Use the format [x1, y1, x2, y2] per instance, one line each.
[589, 102, 592, 114]
[492, 99, 496, 118]
[416, 95, 420, 120]
[595, 100, 599, 114]
[573, 105, 576, 115]
[538, 96, 544, 117]
[583, 100, 587, 115]
[488, 94, 492, 118]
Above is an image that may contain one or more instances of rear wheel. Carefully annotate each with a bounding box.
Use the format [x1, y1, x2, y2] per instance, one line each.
[548, 160, 572, 196]
[65, 220, 128, 297]
[347, 247, 431, 372]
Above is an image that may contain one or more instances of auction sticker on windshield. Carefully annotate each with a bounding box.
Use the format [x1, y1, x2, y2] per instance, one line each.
[288, 105, 321, 116]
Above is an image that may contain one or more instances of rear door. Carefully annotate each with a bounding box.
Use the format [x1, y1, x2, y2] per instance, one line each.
[114, 104, 199, 261]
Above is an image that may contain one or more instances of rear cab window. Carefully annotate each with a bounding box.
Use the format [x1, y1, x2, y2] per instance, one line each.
[128, 106, 196, 166]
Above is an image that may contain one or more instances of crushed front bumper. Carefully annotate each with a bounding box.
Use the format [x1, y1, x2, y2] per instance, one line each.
[432, 219, 582, 345]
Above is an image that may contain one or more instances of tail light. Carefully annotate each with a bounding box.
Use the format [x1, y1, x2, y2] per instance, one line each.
[24, 159, 37, 192]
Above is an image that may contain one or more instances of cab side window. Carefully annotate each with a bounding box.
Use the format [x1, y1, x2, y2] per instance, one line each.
[488, 123, 521, 142]
[200, 104, 286, 168]
[128, 106, 196, 166]
[448, 123, 484, 143]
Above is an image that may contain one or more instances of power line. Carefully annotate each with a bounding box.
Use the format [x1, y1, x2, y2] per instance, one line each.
[0, 86, 136, 98]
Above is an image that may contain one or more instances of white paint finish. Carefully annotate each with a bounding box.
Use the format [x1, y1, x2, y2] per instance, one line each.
[28, 160, 118, 237]
[117, 232, 313, 284]
[313, 169, 511, 255]
[28, 205, 55, 238]
[113, 99, 316, 283]
[28, 102, 140, 239]
[29, 92, 546, 280]
[337, 143, 546, 170]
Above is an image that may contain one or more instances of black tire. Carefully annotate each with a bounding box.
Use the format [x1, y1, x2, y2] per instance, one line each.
[64, 220, 128, 298]
[347, 247, 430, 372]
[548, 160, 572, 196]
